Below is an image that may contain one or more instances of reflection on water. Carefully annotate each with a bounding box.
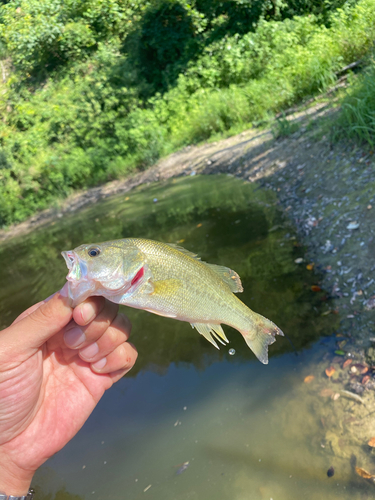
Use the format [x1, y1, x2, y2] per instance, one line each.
[1, 175, 370, 499]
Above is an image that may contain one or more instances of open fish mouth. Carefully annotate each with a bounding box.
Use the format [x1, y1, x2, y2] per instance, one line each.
[61, 250, 94, 306]
[61, 250, 88, 282]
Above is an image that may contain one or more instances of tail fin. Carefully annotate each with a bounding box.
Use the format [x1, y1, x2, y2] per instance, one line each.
[241, 313, 283, 364]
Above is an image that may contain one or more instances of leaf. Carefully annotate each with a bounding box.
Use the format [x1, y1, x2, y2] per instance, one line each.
[325, 366, 335, 377]
[368, 438, 375, 447]
[355, 466, 375, 479]
[196, 223, 202, 228]
[306, 263, 314, 270]
[334, 350, 345, 356]
[304, 375, 314, 383]
[311, 285, 322, 292]
[362, 375, 371, 385]
[343, 359, 352, 368]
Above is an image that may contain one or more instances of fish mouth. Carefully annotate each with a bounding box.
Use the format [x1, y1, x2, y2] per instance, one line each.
[61, 250, 93, 306]
[62, 250, 76, 269]
[61, 250, 88, 282]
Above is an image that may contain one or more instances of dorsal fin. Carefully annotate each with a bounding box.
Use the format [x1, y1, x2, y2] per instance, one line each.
[166, 243, 202, 261]
[167, 243, 243, 293]
[205, 264, 243, 293]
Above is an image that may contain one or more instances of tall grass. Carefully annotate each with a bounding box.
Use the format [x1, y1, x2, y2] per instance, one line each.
[334, 62, 375, 146]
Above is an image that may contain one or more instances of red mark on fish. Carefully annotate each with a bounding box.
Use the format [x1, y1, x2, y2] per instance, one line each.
[131, 266, 144, 286]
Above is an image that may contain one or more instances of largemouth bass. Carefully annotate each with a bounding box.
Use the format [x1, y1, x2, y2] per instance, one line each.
[62, 238, 283, 363]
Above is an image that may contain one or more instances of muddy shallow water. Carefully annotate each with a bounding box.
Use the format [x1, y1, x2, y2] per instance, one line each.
[2, 174, 374, 499]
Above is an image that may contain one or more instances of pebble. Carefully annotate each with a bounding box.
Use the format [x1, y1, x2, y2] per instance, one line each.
[347, 221, 359, 230]
[327, 466, 335, 478]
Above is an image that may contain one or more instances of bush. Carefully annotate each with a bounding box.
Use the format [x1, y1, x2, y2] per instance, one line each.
[0, 0, 145, 75]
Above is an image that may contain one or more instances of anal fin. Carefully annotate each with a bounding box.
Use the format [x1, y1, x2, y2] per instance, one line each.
[191, 323, 229, 349]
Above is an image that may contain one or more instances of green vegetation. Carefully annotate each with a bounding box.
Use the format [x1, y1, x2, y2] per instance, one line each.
[333, 61, 375, 147]
[0, 0, 374, 227]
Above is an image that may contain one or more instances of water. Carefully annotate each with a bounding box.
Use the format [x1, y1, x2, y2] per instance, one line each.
[0, 175, 371, 499]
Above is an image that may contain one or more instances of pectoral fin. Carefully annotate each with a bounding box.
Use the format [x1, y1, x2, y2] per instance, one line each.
[191, 323, 229, 349]
[143, 279, 183, 318]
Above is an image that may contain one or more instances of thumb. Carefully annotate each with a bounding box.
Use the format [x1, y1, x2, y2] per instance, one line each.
[0, 283, 73, 360]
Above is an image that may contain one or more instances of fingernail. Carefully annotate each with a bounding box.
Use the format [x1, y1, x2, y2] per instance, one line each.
[64, 326, 86, 348]
[80, 342, 99, 359]
[92, 357, 107, 370]
[80, 303, 96, 324]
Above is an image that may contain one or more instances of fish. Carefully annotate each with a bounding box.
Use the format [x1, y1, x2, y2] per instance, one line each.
[62, 238, 283, 364]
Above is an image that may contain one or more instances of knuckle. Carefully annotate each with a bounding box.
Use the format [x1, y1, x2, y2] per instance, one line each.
[30, 302, 56, 326]
[104, 299, 119, 316]
[105, 327, 119, 345]
[118, 313, 132, 333]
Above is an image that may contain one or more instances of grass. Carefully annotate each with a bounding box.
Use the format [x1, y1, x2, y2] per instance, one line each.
[333, 62, 375, 147]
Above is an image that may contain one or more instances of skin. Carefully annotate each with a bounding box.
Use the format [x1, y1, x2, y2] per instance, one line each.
[0, 283, 137, 496]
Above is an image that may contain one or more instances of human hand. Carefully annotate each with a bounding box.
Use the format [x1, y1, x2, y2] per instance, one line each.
[0, 284, 137, 496]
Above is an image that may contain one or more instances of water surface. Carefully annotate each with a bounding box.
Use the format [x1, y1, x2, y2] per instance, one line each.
[1, 175, 369, 499]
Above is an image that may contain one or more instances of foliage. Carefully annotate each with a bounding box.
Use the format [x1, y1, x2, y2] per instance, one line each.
[333, 61, 375, 146]
[0, 0, 375, 227]
[123, 1, 205, 94]
[0, 0, 146, 75]
[272, 113, 300, 139]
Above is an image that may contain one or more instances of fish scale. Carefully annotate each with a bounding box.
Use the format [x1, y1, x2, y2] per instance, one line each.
[62, 238, 283, 364]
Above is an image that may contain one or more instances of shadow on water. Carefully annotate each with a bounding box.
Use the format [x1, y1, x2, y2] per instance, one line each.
[5, 174, 370, 500]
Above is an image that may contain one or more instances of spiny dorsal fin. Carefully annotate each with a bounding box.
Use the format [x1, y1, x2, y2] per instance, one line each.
[167, 243, 243, 293]
[166, 243, 202, 261]
[205, 264, 243, 293]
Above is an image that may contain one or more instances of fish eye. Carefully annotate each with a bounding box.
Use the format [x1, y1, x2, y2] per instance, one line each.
[88, 247, 100, 258]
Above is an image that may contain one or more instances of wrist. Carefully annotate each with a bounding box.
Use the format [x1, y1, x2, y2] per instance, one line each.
[0, 460, 34, 497]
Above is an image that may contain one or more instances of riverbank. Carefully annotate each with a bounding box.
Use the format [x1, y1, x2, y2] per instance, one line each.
[2, 96, 375, 482]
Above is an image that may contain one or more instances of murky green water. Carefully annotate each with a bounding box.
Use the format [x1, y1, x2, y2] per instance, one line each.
[0, 175, 372, 499]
